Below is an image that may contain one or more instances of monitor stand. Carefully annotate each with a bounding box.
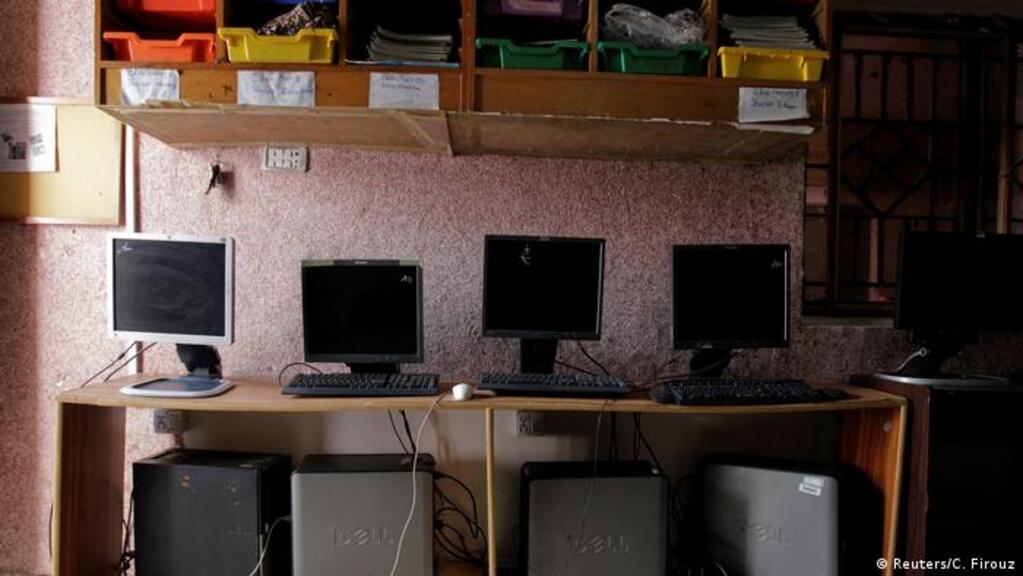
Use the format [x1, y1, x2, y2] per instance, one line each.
[520, 339, 558, 374]
[873, 332, 1010, 387]
[120, 344, 234, 398]
[348, 363, 400, 374]
[690, 349, 732, 378]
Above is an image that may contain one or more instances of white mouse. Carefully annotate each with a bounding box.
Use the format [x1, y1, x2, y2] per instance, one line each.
[452, 383, 474, 401]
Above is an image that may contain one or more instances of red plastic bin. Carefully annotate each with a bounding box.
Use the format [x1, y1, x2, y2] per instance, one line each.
[103, 32, 217, 63]
[115, 0, 216, 29]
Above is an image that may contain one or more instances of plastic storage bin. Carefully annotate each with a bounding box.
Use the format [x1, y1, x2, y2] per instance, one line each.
[219, 28, 338, 64]
[482, 0, 584, 21]
[115, 0, 216, 28]
[718, 47, 829, 82]
[476, 38, 589, 70]
[103, 32, 217, 63]
[599, 42, 708, 75]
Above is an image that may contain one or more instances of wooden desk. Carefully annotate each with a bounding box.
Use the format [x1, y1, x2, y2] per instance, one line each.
[54, 376, 906, 576]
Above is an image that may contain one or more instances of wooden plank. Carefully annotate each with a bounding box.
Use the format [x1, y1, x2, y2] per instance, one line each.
[53, 403, 126, 576]
[61, 374, 905, 415]
[474, 69, 825, 123]
[838, 405, 907, 576]
[100, 67, 462, 109]
[484, 408, 497, 576]
[449, 112, 812, 163]
[101, 105, 452, 153]
[586, 0, 599, 72]
[701, 0, 718, 78]
[461, 0, 477, 110]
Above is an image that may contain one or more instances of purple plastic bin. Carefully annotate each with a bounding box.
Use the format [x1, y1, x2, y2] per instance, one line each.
[483, 0, 584, 21]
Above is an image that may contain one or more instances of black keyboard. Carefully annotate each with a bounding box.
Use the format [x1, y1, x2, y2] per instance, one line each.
[478, 373, 631, 397]
[651, 378, 850, 406]
[283, 373, 440, 397]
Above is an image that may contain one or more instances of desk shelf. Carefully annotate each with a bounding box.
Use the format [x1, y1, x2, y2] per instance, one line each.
[53, 375, 904, 576]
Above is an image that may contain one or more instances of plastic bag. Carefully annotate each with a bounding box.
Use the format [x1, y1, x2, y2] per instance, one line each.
[258, 2, 336, 36]
[604, 4, 705, 49]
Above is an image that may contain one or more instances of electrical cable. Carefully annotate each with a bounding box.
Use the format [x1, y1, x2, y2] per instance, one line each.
[653, 350, 746, 383]
[388, 395, 443, 576]
[277, 361, 322, 388]
[576, 341, 611, 376]
[103, 343, 157, 383]
[116, 492, 135, 576]
[246, 515, 291, 576]
[399, 410, 417, 454]
[388, 411, 410, 453]
[78, 341, 138, 389]
[553, 359, 596, 375]
[633, 414, 665, 473]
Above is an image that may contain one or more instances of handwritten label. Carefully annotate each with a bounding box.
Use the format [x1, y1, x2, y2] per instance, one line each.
[369, 73, 440, 110]
[738, 87, 808, 123]
[121, 69, 180, 106]
[238, 71, 315, 108]
[0, 104, 57, 172]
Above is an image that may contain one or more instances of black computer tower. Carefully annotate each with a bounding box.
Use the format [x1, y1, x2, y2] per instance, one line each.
[133, 448, 292, 576]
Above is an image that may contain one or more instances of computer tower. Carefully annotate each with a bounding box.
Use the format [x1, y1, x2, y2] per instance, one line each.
[292, 454, 435, 576]
[133, 448, 292, 576]
[520, 461, 668, 576]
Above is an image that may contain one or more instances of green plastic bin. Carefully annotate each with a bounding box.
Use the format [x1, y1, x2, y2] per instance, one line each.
[476, 38, 589, 70]
[598, 41, 709, 75]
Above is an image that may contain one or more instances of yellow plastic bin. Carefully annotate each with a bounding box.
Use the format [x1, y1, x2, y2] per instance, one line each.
[718, 47, 829, 82]
[219, 28, 338, 64]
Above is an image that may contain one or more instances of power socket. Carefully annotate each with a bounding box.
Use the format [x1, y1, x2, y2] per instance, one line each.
[262, 145, 308, 171]
[515, 411, 544, 437]
[153, 409, 188, 435]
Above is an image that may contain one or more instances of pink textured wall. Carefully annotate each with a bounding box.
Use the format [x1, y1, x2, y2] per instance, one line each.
[3, 1, 1023, 574]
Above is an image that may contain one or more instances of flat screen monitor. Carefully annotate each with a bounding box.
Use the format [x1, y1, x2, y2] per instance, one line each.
[301, 260, 423, 364]
[896, 231, 1023, 333]
[482, 235, 605, 340]
[109, 233, 234, 347]
[672, 244, 790, 350]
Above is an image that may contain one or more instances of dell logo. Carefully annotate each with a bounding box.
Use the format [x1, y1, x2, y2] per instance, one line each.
[568, 533, 630, 556]
[737, 521, 790, 545]
[520, 245, 533, 266]
[118, 243, 134, 255]
[332, 527, 396, 548]
[400, 275, 413, 284]
[770, 260, 784, 270]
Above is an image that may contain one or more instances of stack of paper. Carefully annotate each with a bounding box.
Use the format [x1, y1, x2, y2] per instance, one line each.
[721, 14, 818, 50]
[365, 26, 453, 63]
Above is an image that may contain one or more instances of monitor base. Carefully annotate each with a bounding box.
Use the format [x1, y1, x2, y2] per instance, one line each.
[521, 339, 558, 374]
[120, 374, 234, 398]
[872, 372, 1011, 388]
[347, 363, 400, 374]
[690, 349, 732, 378]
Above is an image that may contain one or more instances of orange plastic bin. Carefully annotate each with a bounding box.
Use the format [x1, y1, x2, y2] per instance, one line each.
[104, 32, 217, 63]
[115, 0, 216, 28]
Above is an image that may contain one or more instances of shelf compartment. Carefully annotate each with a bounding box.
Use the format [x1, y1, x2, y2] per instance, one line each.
[114, 0, 216, 28]
[718, 46, 828, 82]
[476, 38, 589, 70]
[219, 27, 339, 64]
[103, 32, 217, 63]
[598, 41, 708, 75]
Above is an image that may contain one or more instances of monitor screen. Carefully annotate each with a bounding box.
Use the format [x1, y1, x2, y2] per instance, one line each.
[482, 236, 605, 339]
[672, 244, 790, 349]
[896, 232, 1023, 333]
[110, 234, 234, 346]
[302, 260, 422, 363]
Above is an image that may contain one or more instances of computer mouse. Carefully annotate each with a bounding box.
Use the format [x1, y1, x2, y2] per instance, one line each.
[452, 383, 474, 401]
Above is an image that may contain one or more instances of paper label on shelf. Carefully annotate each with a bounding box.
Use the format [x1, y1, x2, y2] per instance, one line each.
[0, 104, 57, 173]
[237, 71, 316, 108]
[120, 69, 181, 106]
[738, 87, 808, 123]
[369, 73, 440, 110]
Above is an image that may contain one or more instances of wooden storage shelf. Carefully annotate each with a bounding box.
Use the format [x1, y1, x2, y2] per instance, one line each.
[94, 0, 831, 158]
[53, 374, 906, 576]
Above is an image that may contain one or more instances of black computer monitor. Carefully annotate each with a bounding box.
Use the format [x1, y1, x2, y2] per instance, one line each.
[109, 233, 235, 391]
[482, 235, 605, 373]
[883, 231, 1023, 380]
[302, 259, 423, 373]
[672, 244, 790, 377]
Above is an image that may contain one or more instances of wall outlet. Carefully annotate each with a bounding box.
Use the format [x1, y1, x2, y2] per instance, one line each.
[263, 145, 308, 171]
[153, 409, 188, 435]
[515, 411, 544, 437]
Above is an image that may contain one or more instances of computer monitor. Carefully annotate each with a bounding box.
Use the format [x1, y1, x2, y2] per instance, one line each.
[672, 244, 790, 377]
[109, 233, 235, 396]
[879, 231, 1023, 383]
[301, 259, 423, 374]
[482, 235, 605, 373]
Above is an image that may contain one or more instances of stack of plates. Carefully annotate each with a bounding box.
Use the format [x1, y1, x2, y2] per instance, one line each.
[366, 26, 453, 63]
[720, 14, 817, 50]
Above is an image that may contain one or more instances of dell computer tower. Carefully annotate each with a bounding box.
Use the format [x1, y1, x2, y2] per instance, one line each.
[520, 461, 668, 576]
[292, 454, 435, 576]
[133, 449, 292, 576]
